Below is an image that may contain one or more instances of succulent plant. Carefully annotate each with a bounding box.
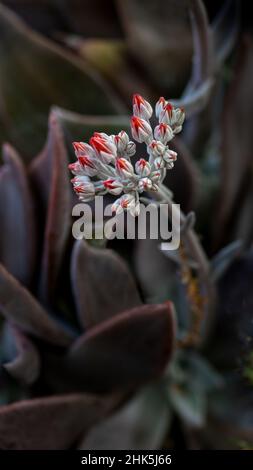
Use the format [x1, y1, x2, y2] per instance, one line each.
[0, 113, 177, 449]
[1, 0, 253, 451]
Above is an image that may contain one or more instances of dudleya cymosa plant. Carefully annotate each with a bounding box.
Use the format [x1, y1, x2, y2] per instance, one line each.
[0, 112, 177, 449]
[69, 94, 185, 216]
[69, 94, 214, 349]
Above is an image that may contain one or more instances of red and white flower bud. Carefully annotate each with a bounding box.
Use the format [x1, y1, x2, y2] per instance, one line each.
[125, 141, 136, 158]
[138, 177, 153, 192]
[151, 170, 163, 184]
[153, 157, 165, 170]
[115, 158, 134, 179]
[112, 193, 136, 215]
[73, 142, 95, 158]
[163, 149, 177, 164]
[114, 131, 129, 154]
[159, 104, 185, 134]
[159, 102, 174, 124]
[133, 94, 153, 120]
[112, 193, 141, 217]
[131, 116, 153, 143]
[103, 178, 123, 195]
[135, 158, 151, 177]
[172, 108, 185, 134]
[77, 155, 98, 177]
[90, 132, 117, 164]
[71, 176, 95, 201]
[68, 161, 83, 176]
[149, 140, 166, 159]
[154, 123, 173, 144]
[114, 131, 136, 158]
[155, 97, 167, 119]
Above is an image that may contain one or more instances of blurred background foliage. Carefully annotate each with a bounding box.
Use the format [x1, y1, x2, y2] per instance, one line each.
[1, 0, 253, 450]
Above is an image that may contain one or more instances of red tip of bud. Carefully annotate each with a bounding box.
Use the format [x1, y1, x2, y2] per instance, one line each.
[73, 142, 85, 152]
[131, 116, 142, 130]
[116, 158, 127, 170]
[158, 97, 166, 105]
[165, 103, 173, 117]
[103, 179, 114, 189]
[138, 158, 146, 167]
[90, 135, 108, 154]
[78, 155, 95, 169]
[133, 94, 144, 110]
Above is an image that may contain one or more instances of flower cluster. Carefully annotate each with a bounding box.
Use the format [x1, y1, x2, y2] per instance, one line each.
[69, 95, 185, 216]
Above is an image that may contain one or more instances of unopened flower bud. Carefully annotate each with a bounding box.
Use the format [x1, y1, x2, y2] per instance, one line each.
[90, 132, 117, 164]
[163, 149, 177, 164]
[77, 155, 98, 177]
[153, 157, 165, 170]
[103, 178, 123, 195]
[133, 94, 153, 120]
[71, 176, 95, 201]
[149, 140, 166, 159]
[114, 131, 129, 154]
[138, 177, 153, 192]
[73, 142, 95, 158]
[115, 158, 134, 179]
[151, 170, 163, 184]
[112, 193, 137, 215]
[68, 161, 83, 176]
[172, 108, 185, 134]
[135, 158, 151, 177]
[159, 102, 174, 124]
[155, 97, 167, 119]
[131, 116, 153, 143]
[125, 141, 136, 158]
[154, 123, 173, 144]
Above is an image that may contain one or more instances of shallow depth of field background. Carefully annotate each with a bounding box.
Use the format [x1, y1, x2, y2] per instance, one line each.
[0, 0, 253, 450]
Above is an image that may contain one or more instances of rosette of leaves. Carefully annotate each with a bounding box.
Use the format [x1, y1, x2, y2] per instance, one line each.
[1, 0, 253, 451]
[0, 114, 176, 450]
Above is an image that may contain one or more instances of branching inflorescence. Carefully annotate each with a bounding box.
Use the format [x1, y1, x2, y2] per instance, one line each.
[69, 95, 185, 216]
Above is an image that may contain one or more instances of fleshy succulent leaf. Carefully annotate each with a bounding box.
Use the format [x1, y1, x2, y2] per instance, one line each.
[215, 37, 253, 247]
[0, 144, 36, 286]
[65, 302, 176, 393]
[171, 0, 214, 115]
[207, 252, 253, 371]
[0, 264, 74, 347]
[212, 0, 240, 68]
[0, 393, 112, 450]
[71, 240, 142, 329]
[3, 326, 41, 385]
[79, 385, 171, 450]
[29, 112, 72, 304]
